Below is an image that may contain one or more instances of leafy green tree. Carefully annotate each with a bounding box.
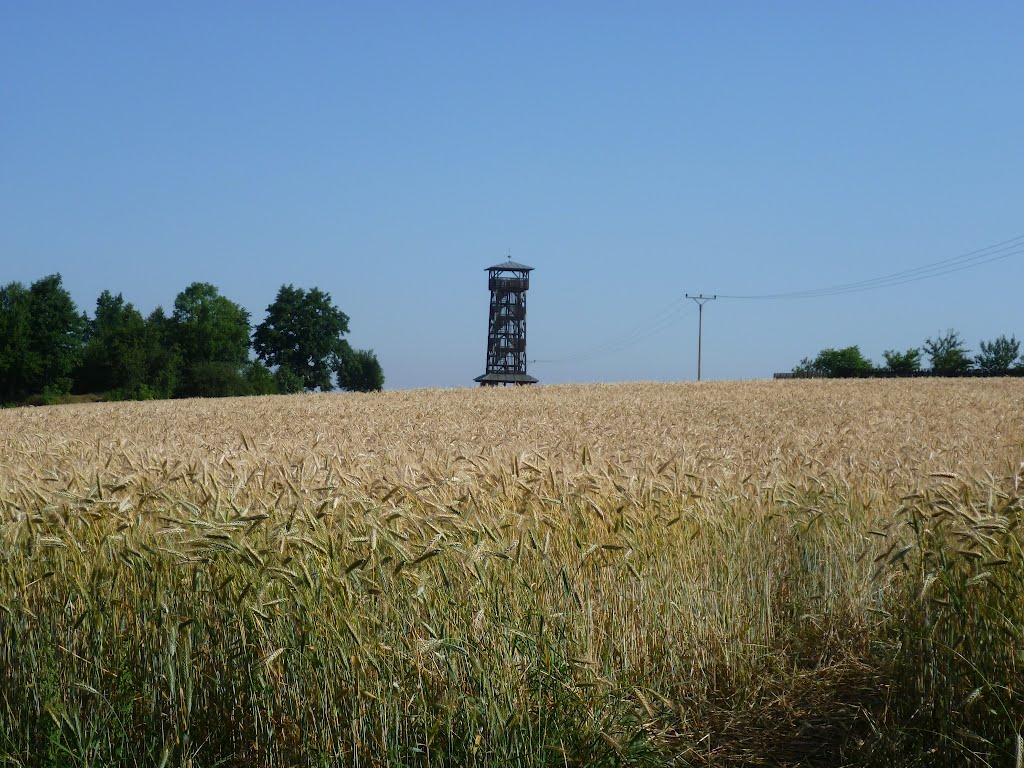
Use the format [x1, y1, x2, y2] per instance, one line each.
[335, 345, 384, 391]
[974, 335, 1020, 374]
[169, 283, 250, 397]
[924, 329, 972, 374]
[29, 274, 85, 395]
[1, 274, 85, 400]
[170, 283, 251, 366]
[1, 277, 111, 402]
[794, 346, 873, 378]
[77, 290, 149, 395]
[883, 348, 922, 374]
[142, 307, 181, 399]
[253, 285, 350, 391]
[0, 281, 36, 402]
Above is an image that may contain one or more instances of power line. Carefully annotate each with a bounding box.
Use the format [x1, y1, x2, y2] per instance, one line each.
[717, 233, 1024, 300]
[528, 232, 1023, 368]
[529, 297, 689, 365]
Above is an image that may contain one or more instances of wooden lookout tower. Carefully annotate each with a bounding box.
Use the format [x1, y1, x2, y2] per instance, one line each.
[474, 260, 539, 386]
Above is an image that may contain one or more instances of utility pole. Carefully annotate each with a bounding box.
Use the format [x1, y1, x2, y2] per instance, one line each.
[685, 294, 717, 381]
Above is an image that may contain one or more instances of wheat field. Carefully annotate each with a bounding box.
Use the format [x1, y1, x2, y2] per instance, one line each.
[1, 380, 1023, 767]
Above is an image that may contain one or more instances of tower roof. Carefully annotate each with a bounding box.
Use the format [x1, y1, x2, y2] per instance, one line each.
[486, 259, 533, 272]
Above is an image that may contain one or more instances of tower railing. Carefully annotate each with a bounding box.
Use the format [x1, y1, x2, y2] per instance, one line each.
[489, 276, 530, 292]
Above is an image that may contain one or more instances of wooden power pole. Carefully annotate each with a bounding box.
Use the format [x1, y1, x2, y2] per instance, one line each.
[685, 294, 717, 381]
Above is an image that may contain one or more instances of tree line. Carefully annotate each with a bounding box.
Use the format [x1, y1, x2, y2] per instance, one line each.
[0, 274, 383, 405]
[792, 329, 1023, 377]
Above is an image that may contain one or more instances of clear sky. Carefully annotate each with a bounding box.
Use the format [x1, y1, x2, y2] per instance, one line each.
[2, 2, 1022, 388]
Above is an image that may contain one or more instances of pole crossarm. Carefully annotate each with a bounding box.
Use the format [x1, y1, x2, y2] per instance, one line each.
[685, 294, 717, 381]
[685, 294, 718, 307]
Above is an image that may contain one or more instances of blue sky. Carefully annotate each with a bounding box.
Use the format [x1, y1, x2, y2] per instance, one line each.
[2, 2, 1022, 388]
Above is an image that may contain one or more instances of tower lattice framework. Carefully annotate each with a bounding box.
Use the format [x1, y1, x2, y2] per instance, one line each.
[474, 260, 538, 386]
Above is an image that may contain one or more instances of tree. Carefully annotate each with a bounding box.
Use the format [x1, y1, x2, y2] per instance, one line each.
[253, 285, 350, 391]
[0, 281, 36, 402]
[28, 274, 85, 396]
[141, 307, 181, 399]
[924, 329, 972, 374]
[77, 290, 149, 395]
[975, 335, 1020, 374]
[1, 275, 85, 401]
[335, 345, 384, 391]
[170, 283, 251, 366]
[883, 348, 922, 374]
[169, 283, 251, 397]
[794, 346, 873, 378]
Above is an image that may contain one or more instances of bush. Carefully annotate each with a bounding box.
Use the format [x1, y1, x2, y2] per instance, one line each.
[975, 335, 1020, 374]
[793, 346, 873, 378]
[243, 362, 278, 396]
[882, 348, 921, 374]
[41, 378, 73, 406]
[335, 348, 384, 391]
[273, 366, 305, 395]
[924, 329, 972, 374]
[177, 362, 250, 398]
